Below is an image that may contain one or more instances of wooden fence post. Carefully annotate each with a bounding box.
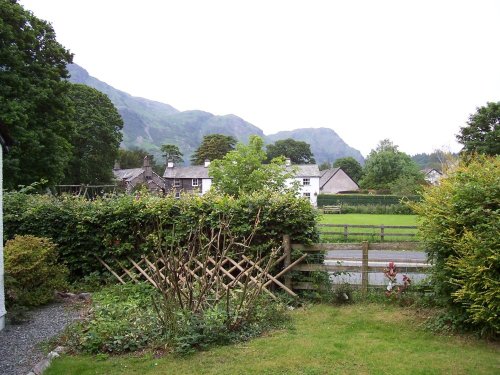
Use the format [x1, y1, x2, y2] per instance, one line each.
[380, 225, 385, 242]
[361, 241, 369, 295]
[343, 225, 348, 240]
[283, 234, 292, 290]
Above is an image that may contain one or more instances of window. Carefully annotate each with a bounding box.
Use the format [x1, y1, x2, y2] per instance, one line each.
[174, 191, 181, 199]
[192, 178, 199, 187]
[303, 192, 311, 199]
[173, 179, 180, 188]
[302, 178, 310, 186]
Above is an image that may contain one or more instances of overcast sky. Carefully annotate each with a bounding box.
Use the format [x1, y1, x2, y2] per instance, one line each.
[20, 0, 500, 156]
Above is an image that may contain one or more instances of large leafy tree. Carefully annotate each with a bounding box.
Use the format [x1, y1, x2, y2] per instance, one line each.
[0, 0, 74, 188]
[161, 144, 183, 165]
[117, 148, 163, 175]
[359, 139, 424, 193]
[209, 136, 295, 197]
[457, 102, 500, 156]
[333, 157, 363, 183]
[191, 134, 236, 165]
[266, 138, 316, 164]
[63, 84, 123, 184]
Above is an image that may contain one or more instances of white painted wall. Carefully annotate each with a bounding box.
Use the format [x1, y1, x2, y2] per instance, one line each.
[289, 176, 320, 207]
[202, 178, 212, 194]
[0, 148, 5, 330]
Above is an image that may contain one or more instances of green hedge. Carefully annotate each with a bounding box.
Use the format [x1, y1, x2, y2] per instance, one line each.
[4, 191, 318, 279]
[318, 194, 420, 207]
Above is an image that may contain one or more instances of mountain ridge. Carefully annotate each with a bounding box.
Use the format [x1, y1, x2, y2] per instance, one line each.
[67, 64, 364, 165]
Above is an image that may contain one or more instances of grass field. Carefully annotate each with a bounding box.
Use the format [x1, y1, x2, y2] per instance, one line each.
[46, 304, 499, 375]
[318, 214, 418, 242]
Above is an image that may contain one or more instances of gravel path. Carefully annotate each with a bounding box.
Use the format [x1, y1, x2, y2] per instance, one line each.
[0, 302, 82, 375]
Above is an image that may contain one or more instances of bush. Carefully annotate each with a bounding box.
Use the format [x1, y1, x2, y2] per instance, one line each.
[4, 190, 318, 280]
[318, 194, 420, 207]
[4, 235, 68, 307]
[412, 155, 500, 337]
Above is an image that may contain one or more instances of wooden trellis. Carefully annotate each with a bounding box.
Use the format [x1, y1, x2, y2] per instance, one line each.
[96, 249, 304, 300]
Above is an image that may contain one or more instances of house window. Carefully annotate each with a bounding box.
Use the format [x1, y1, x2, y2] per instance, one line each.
[303, 192, 311, 199]
[175, 191, 181, 199]
[173, 179, 180, 188]
[192, 178, 199, 187]
[302, 178, 310, 186]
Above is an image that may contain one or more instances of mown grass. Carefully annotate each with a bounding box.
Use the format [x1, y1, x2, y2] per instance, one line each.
[46, 304, 499, 375]
[319, 214, 418, 242]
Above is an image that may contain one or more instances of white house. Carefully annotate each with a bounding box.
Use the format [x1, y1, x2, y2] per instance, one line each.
[423, 168, 443, 186]
[285, 160, 321, 207]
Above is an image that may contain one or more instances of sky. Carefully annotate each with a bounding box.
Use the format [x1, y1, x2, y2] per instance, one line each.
[19, 0, 500, 156]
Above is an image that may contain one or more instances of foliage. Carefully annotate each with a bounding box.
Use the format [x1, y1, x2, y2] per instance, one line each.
[318, 161, 331, 171]
[266, 138, 316, 164]
[318, 193, 420, 207]
[0, 0, 74, 188]
[412, 150, 458, 171]
[457, 102, 500, 155]
[4, 235, 68, 307]
[209, 136, 296, 197]
[333, 157, 363, 183]
[4, 190, 318, 279]
[161, 144, 183, 164]
[190, 134, 236, 165]
[64, 83, 123, 184]
[116, 148, 163, 175]
[412, 155, 500, 336]
[359, 139, 425, 193]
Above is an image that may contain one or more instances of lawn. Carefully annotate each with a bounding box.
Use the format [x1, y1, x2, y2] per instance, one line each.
[318, 214, 418, 242]
[46, 304, 499, 375]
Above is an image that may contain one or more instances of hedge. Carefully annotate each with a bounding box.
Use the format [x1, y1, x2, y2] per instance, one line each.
[318, 194, 420, 207]
[4, 191, 318, 279]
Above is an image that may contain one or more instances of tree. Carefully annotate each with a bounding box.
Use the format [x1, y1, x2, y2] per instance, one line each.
[0, 0, 74, 188]
[63, 84, 123, 184]
[359, 139, 424, 193]
[457, 102, 500, 156]
[318, 162, 331, 171]
[333, 157, 363, 183]
[117, 148, 163, 175]
[412, 155, 500, 336]
[191, 134, 236, 165]
[161, 144, 183, 165]
[266, 138, 316, 164]
[209, 136, 295, 197]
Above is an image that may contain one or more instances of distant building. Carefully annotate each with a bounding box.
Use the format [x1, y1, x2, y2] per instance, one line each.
[319, 168, 359, 194]
[285, 159, 321, 207]
[113, 156, 165, 193]
[423, 168, 443, 186]
[163, 159, 212, 197]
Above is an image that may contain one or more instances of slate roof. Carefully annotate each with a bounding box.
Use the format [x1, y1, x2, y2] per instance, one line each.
[113, 168, 144, 182]
[163, 166, 210, 179]
[287, 164, 322, 178]
[319, 168, 341, 189]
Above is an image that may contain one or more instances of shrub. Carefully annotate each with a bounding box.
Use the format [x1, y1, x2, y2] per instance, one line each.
[412, 155, 500, 337]
[4, 235, 69, 307]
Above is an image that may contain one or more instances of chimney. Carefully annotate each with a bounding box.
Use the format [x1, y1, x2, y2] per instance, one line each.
[285, 158, 291, 166]
[167, 159, 174, 168]
[143, 155, 152, 179]
[204, 159, 211, 168]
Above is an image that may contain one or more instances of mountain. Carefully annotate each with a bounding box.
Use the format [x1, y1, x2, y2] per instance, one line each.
[266, 128, 364, 165]
[67, 64, 363, 165]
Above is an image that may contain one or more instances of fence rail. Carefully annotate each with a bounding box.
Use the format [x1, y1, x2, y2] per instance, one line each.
[318, 223, 418, 241]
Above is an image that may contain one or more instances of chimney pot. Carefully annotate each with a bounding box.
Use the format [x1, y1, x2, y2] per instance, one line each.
[204, 159, 211, 168]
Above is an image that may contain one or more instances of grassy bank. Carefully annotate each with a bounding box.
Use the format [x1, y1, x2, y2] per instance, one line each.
[46, 304, 499, 375]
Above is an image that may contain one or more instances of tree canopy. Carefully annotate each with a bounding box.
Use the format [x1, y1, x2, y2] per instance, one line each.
[457, 102, 500, 156]
[209, 136, 295, 197]
[161, 144, 183, 165]
[266, 138, 316, 164]
[117, 148, 163, 175]
[64, 84, 123, 184]
[191, 134, 236, 165]
[1, 0, 74, 188]
[333, 157, 363, 183]
[359, 139, 424, 193]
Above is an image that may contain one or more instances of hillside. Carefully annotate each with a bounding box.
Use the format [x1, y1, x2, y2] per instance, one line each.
[67, 64, 363, 165]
